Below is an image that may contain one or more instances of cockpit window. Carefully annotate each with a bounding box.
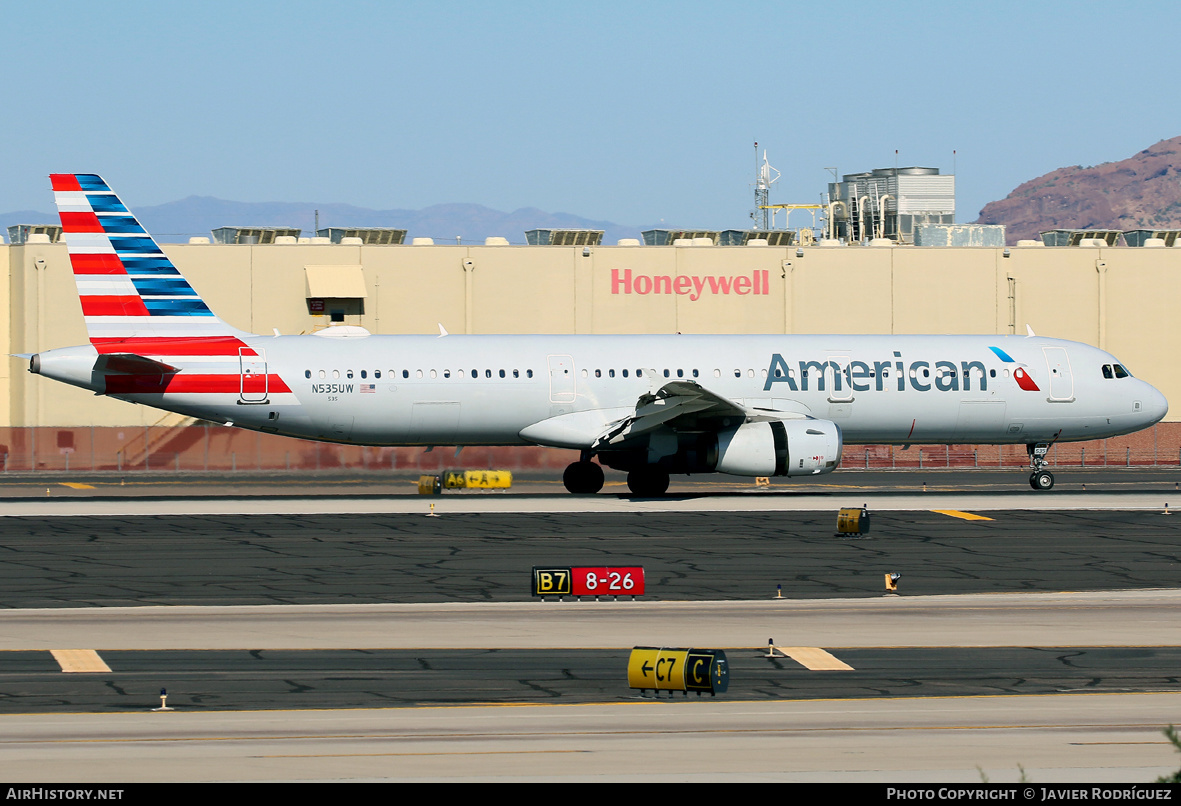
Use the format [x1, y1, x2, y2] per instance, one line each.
[1113, 364, 1131, 378]
[1102, 364, 1114, 379]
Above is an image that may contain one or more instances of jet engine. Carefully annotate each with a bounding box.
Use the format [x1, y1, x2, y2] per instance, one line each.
[714, 419, 842, 477]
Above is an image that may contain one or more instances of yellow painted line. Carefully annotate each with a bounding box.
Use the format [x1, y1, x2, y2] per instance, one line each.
[50, 649, 111, 673]
[59, 482, 95, 490]
[930, 509, 994, 521]
[775, 646, 853, 671]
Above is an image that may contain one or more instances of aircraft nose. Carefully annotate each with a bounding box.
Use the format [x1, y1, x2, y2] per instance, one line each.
[1141, 382, 1169, 424]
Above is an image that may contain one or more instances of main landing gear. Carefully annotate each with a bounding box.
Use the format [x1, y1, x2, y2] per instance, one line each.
[625, 468, 670, 497]
[562, 460, 604, 494]
[560, 459, 671, 497]
[1027, 443, 1054, 490]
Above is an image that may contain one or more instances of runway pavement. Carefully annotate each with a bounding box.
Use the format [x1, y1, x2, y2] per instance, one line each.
[0, 471, 1179, 781]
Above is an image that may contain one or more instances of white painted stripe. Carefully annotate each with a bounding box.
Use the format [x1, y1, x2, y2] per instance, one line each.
[142, 356, 240, 365]
[63, 244, 118, 255]
[81, 315, 226, 324]
[75, 277, 138, 295]
[63, 232, 114, 249]
[53, 191, 93, 208]
[82, 322, 237, 338]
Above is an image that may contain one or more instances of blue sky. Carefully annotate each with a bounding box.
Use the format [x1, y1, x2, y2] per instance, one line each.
[4, 0, 1179, 228]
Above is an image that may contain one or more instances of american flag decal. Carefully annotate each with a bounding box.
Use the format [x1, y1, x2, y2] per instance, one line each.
[360, 384, 375, 393]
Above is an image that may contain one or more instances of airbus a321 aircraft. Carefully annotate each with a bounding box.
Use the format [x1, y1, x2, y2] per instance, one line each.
[27, 174, 1168, 494]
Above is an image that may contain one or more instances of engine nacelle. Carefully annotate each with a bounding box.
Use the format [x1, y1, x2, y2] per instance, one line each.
[714, 419, 843, 477]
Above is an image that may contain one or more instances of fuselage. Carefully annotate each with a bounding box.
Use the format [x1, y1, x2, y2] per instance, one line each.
[32, 331, 1168, 448]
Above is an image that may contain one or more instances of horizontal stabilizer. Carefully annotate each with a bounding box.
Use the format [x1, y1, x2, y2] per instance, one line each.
[94, 353, 179, 375]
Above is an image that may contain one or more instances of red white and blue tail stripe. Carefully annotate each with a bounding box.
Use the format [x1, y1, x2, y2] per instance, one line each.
[50, 174, 293, 404]
[51, 173, 244, 342]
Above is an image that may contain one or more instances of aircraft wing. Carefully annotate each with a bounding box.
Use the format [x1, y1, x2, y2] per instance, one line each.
[519, 379, 804, 450]
[592, 379, 802, 449]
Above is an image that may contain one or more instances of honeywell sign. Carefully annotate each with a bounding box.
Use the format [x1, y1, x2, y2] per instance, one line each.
[611, 269, 772, 301]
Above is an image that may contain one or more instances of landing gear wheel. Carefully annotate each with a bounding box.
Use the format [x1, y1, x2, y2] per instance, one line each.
[563, 461, 604, 494]
[1030, 470, 1054, 490]
[626, 468, 670, 497]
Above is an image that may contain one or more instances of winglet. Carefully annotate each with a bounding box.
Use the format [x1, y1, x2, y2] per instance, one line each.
[438, 323, 449, 337]
[1026, 324, 1036, 337]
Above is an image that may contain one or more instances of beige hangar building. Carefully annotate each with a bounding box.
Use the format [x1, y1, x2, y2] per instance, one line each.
[1, 233, 1179, 472]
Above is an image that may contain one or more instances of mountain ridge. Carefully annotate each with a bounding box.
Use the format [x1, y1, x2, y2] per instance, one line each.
[975, 136, 1181, 244]
[2, 197, 644, 245]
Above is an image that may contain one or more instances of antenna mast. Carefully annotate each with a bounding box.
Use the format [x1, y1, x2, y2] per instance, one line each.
[751, 142, 780, 230]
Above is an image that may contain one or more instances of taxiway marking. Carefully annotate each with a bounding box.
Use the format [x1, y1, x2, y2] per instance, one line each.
[773, 646, 853, 670]
[50, 649, 111, 673]
[930, 509, 994, 521]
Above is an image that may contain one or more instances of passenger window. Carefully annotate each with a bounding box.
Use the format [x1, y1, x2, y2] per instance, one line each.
[360, 370, 367, 379]
[486, 369, 492, 378]
[499, 369, 505, 378]
[692, 369, 699, 378]
[513, 369, 519, 378]
[595, 369, 601, 378]
[319, 370, 326, 379]
[430, 369, 437, 379]
[332, 370, 340, 379]
[347, 370, 354, 379]
[609, 369, 615, 378]
[663, 369, 670, 378]
[375, 370, 381, 379]
[734, 369, 741, 378]
[444, 369, 451, 378]
[527, 369, 534, 378]
[402, 370, 409, 379]
[416, 370, 423, 379]
[304, 370, 311, 379]
[622, 369, 629, 378]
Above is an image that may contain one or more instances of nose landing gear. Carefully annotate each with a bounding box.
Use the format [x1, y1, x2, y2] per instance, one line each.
[1027, 443, 1054, 490]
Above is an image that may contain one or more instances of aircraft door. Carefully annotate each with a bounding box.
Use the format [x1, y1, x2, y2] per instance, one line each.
[1043, 347, 1074, 401]
[239, 347, 268, 403]
[547, 354, 576, 403]
[826, 355, 853, 402]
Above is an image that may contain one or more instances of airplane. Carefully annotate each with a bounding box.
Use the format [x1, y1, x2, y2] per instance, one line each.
[26, 173, 1169, 494]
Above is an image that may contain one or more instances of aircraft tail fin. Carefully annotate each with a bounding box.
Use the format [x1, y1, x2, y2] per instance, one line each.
[50, 173, 247, 346]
